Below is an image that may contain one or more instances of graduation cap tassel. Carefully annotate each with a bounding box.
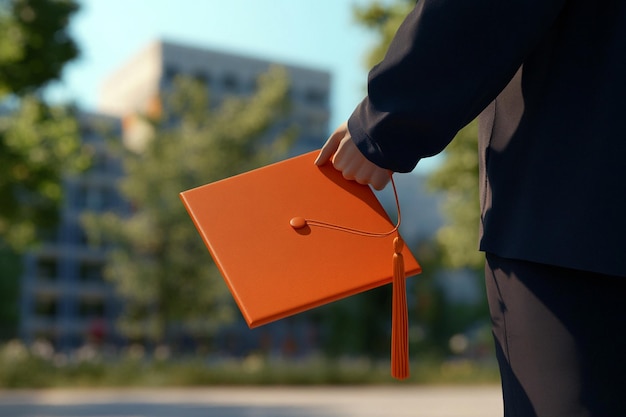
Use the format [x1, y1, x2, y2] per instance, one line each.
[287, 170, 414, 379]
[391, 236, 410, 380]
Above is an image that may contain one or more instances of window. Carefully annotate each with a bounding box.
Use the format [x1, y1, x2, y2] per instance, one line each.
[87, 153, 109, 175]
[34, 295, 58, 317]
[304, 88, 327, 106]
[79, 262, 104, 284]
[73, 184, 118, 212]
[194, 70, 211, 86]
[78, 297, 105, 318]
[79, 124, 95, 139]
[163, 64, 179, 84]
[222, 72, 239, 91]
[36, 258, 57, 281]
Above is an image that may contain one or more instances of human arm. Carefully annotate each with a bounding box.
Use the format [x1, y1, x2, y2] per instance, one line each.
[345, 0, 566, 172]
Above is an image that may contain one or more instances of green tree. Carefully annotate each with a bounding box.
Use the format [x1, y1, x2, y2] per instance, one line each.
[83, 68, 296, 344]
[0, 0, 82, 339]
[0, 97, 88, 248]
[427, 123, 483, 270]
[0, 0, 79, 96]
[353, 0, 414, 69]
[0, 0, 84, 248]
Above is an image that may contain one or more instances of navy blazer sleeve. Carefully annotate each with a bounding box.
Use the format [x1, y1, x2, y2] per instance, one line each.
[348, 0, 566, 172]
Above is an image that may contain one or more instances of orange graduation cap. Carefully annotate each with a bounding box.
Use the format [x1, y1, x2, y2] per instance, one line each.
[180, 150, 421, 379]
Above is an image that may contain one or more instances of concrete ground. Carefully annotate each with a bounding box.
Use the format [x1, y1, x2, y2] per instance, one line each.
[0, 386, 502, 417]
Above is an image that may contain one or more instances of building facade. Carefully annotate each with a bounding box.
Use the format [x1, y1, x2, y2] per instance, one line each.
[98, 40, 331, 156]
[19, 112, 126, 349]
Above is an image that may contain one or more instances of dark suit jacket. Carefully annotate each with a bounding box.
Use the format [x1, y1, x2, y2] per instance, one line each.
[348, 0, 626, 276]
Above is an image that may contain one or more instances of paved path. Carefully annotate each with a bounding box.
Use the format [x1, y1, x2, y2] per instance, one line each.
[0, 386, 502, 417]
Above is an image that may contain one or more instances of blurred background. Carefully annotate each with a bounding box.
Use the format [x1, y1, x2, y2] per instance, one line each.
[0, 0, 496, 387]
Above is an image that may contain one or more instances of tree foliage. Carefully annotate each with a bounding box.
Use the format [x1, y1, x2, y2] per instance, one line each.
[353, 0, 414, 69]
[0, 0, 79, 96]
[82, 68, 297, 342]
[0, 0, 81, 339]
[0, 0, 83, 250]
[427, 123, 482, 270]
[0, 97, 88, 248]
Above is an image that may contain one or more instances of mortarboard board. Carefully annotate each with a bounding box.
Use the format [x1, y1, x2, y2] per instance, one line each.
[180, 150, 421, 379]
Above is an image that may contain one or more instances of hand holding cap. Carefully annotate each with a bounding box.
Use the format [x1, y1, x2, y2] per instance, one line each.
[315, 122, 391, 191]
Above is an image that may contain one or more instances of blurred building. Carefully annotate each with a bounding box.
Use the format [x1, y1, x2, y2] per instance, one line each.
[19, 40, 332, 351]
[98, 40, 331, 156]
[19, 112, 126, 349]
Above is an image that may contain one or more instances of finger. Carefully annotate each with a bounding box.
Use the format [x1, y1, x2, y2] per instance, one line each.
[315, 135, 340, 166]
[352, 160, 390, 190]
[315, 123, 348, 165]
[370, 170, 392, 191]
[331, 135, 359, 170]
[354, 163, 375, 186]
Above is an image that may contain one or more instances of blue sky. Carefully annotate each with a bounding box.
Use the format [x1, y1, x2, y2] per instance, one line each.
[49, 0, 439, 172]
[50, 0, 384, 130]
